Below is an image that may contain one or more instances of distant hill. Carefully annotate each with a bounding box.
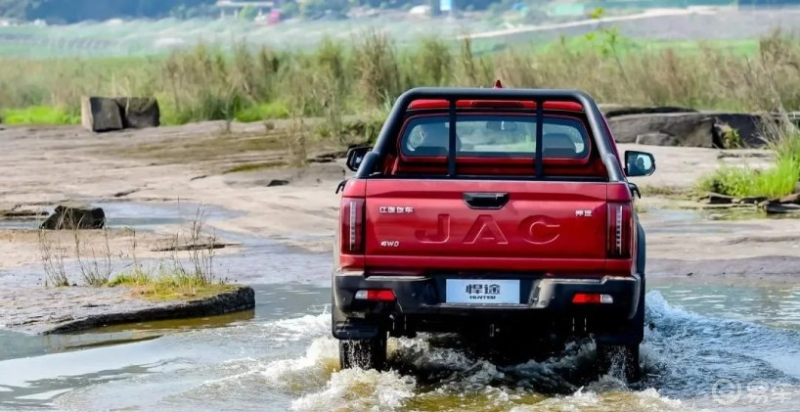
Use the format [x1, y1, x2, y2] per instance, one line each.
[0, 0, 217, 23]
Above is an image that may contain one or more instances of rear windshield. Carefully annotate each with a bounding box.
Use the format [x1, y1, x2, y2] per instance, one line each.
[400, 114, 590, 159]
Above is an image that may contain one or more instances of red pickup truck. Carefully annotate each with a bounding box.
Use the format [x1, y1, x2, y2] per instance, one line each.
[332, 83, 655, 382]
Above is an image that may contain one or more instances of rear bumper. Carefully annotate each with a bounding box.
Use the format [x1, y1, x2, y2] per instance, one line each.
[332, 271, 642, 341]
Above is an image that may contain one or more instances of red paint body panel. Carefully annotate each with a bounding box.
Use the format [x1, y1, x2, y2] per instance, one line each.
[364, 180, 608, 260]
[338, 97, 637, 277]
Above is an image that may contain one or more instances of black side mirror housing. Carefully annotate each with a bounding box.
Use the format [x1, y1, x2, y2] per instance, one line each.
[346, 146, 372, 172]
[624, 150, 656, 177]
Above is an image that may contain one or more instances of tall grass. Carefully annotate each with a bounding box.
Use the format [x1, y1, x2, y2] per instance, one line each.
[698, 120, 800, 199]
[3, 29, 800, 126]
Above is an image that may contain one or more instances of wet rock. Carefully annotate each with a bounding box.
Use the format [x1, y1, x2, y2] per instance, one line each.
[112, 188, 140, 198]
[39, 203, 105, 230]
[759, 200, 800, 215]
[151, 242, 231, 252]
[737, 196, 769, 205]
[1, 205, 48, 220]
[81, 96, 123, 132]
[115, 97, 160, 129]
[779, 193, 800, 205]
[267, 179, 289, 187]
[42, 285, 256, 335]
[701, 193, 735, 205]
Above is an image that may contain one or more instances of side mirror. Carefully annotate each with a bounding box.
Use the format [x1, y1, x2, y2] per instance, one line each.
[624, 150, 656, 177]
[345, 146, 371, 172]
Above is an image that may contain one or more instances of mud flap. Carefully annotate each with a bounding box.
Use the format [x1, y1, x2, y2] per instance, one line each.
[333, 318, 382, 340]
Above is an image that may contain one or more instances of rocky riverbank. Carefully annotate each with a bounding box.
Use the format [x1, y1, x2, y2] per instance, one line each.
[1, 118, 799, 334]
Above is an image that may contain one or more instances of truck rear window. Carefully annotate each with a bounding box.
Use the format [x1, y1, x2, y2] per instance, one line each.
[400, 114, 590, 159]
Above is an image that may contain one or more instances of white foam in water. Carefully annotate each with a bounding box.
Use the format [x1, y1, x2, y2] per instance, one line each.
[259, 313, 331, 343]
[289, 368, 415, 412]
[262, 337, 340, 393]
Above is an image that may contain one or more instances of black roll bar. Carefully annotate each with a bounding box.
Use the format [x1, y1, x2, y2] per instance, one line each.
[356, 87, 625, 183]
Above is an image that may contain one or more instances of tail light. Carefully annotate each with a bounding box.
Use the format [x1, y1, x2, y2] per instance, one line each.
[572, 293, 614, 304]
[340, 197, 365, 254]
[607, 203, 633, 258]
[355, 289, 396, 301]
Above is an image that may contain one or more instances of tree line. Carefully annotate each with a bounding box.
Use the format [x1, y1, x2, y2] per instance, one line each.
[0, 0, 216, 23]
[0, 0, 518, 23]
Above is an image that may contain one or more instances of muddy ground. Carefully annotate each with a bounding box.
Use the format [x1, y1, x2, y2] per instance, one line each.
[1, 120, 799, 333]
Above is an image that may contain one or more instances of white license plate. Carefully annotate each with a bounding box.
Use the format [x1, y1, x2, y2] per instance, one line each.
[445, 279, 520, 305]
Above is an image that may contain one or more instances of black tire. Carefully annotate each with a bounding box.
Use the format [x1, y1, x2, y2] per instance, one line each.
[339, 336, 387, 371]
[597, 343, 641, 382]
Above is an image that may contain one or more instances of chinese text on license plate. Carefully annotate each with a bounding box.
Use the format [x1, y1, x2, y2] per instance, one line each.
[445, 279, 520, 305]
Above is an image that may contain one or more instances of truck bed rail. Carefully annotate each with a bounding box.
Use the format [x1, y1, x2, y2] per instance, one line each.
[356, 87, 625, 183]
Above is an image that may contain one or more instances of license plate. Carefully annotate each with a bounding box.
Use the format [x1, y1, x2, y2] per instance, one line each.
[445, 279, 520, 305]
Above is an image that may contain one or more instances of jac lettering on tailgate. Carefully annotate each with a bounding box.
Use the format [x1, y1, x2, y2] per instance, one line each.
[415, 214, 561, 245]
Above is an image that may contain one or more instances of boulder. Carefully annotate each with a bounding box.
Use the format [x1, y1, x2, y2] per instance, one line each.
[607, 112, 774, 148]
[703, 112, 772, 148]
[115, 97, 160, 129]
[81, 96, 123, 132]
[40, 203, 106, 230]
[607, 112, 717, 148]
[81, 96, 161, 133]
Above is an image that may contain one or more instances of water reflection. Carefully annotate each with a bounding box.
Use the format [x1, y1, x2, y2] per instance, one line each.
[649, 278, 800, 331]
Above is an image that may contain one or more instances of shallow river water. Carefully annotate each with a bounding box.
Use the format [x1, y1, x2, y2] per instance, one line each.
[2, 279, 800, 412]
[2, 204, 800, 412]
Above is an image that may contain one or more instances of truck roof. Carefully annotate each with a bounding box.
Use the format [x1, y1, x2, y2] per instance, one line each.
[407, 80, 585, 112]
[407, 99, 585, 112]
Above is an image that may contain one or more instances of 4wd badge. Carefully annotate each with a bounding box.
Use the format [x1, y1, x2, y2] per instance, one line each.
[379, 206, 414, 214]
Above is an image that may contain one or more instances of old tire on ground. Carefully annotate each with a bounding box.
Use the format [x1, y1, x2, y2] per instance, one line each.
[597, 343, 641, 382]
[339, 336, 387, 371]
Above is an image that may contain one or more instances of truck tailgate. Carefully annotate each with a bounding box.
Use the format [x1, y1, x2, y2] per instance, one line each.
[363, 180, 609, 272]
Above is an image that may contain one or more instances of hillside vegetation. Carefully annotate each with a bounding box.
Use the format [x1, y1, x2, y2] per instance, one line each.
[2, 29, 800, 126]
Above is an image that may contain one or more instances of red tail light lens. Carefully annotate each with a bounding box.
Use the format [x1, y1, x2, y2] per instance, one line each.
[355, 289, 396, 302]
[607, 203, 633, 258]
[340, 197, 365, 253]
[572, 293, 614, 304]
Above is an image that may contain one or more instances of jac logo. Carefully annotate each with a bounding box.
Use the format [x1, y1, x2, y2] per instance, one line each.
[415, 214, 560, 245]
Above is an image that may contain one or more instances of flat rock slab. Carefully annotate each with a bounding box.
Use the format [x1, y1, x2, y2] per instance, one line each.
[0, 285, 255, 335]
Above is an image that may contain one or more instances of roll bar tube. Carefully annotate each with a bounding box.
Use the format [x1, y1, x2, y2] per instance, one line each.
[356, 87, 625, 183]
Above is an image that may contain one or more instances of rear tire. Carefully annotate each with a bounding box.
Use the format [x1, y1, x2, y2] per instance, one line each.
[597, 343, 641, 382]
[339, 336, 387, 371]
